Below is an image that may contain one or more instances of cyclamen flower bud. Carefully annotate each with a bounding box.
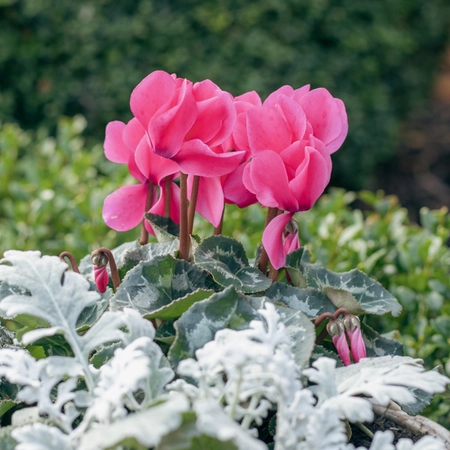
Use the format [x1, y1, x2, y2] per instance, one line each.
[93, 265, 109, 293]
[92, 253, 109, 293]
[344, 315, 367, 363]
[327, 319, 351, 366]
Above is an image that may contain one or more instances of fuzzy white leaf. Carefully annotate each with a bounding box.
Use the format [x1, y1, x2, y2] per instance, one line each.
[194, 399, 268, 450]
[11, 423, 71, 450]
[78, 393, 190, 450]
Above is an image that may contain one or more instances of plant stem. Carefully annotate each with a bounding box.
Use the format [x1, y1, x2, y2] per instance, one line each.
[355, 422, 374, 439]
[179, 173, 190, 261]
[258, 207, 279, 274]
[91, 247, 120, 291]
[164, 176, 171, 217]
[188, 175, 200, 235]
[213, 207, 225, 235]
[59, 252, 80, 273]
[139, 182, 154, 245]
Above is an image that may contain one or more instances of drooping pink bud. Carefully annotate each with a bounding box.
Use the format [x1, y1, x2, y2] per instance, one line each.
[92, 253, 109, 293]
[344, 315, 367, 363]
[327, 319, 351, 366]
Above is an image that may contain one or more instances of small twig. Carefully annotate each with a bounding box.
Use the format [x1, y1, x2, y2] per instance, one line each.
[179, 173, 190, 261]
[372, 403, 450, 446]
[314, 312, 336, 328]
[91, 247, 120, 291]
[355, 422, 374, 439]
[140, 182, 154, 245]
[59, 252, 80, 273]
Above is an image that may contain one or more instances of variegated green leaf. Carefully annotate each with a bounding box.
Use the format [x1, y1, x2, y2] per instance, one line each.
[195, 236, 271, 294]
[110, 255, 214, 316]
[168, 286, 258, 369]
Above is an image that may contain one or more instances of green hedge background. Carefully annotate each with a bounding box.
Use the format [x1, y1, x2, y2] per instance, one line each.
[1, 0, 450, 189]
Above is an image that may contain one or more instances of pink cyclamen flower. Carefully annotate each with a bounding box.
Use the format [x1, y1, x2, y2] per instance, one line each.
[102, 118, 180, 233]
[236, 84, 348, 269]
[130, 71, 246, 227]
[327, 319, 351, 366]
[344, 315, 367, 363]
[93, 265, 109, 293]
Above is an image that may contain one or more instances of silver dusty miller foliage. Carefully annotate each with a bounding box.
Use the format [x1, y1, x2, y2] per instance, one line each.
[0, 251, 448, 450]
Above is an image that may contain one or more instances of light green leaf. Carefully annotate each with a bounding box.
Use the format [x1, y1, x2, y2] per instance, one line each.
[168, 286, 258, 369]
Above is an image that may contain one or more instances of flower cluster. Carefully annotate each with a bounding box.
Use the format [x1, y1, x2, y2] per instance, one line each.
[103, 70, 348, 270]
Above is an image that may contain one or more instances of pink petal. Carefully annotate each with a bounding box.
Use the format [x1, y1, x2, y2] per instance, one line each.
[277, 95, 307, 142]
[263, 85, 295, 109]
[292, 84, 311, 102]
[262, 212, 294, 270]
[127, 151, 146, 184]
[103, 183, 149, 231]
[300, 88, 346, 151]
[347, 327, 367, 363]
[188, 176, 224, 228]
[134, 138, 179, 185]
[93, 265, 109, 293]
[104, 121, 129, 164]
[149, 79, 197, 158]
[148, 181, 181, 231]
[247, 107, 292, 154]
[130, 70, 176, 128]
[288, 146, 331, 211]
[223, 162, 258, 208]
[187, 84, 236, 147]
[327, 99, 348, 154]
[175, 139, 245, 177]
[332, 334, 351, 366]
[235, 91, 262, 110]
[245, 151, 298, 211]
[122, 118, 146, 151]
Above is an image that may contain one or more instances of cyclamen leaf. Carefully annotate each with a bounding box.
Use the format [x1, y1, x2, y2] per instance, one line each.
[110, 255, 214, 316]
[145, 213, 180, 241]
[264, 282, 334, 319]
[119, 240, 180, 277]
[275, 305, 316, 370]
[305, 266, 402, 317]
[361, 323, 403, 357]
[195, 236, 271, 293]
[168, 286, 258, 369]
[284, 247, 310, 287]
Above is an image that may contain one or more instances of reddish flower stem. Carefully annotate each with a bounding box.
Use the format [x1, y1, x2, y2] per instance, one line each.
[179, 173, 190, 261]
[91, 247, 120, 291]
[59, 252, 80, 273]
[139, 182, 154, 245]
[164, 176, 171, 217]
[313, 308, 352, 345]
[213, 207, 225, 236]
[188, 175, 200, 236]
[258, 207, 279, 275]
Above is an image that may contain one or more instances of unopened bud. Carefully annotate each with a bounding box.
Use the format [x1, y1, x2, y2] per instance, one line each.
[327, 319, 344, 337]
[343, 314, 360, 332]
[92, 253, 108, 268]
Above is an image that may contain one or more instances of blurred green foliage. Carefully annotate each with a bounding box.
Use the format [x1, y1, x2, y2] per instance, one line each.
[1, 0, 449, 188]
[0, 116, 137, 260]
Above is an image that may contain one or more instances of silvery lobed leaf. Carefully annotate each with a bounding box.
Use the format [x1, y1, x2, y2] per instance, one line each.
[303, 356, 450, 424]
[359, 430, 446, 450]
[11, 423, 71, 450]
[193, 399, 268, 450]
[78, 393, 190, 450]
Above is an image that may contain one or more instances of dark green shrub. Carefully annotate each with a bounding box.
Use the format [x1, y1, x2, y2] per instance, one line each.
[1, 0, 449, 188]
